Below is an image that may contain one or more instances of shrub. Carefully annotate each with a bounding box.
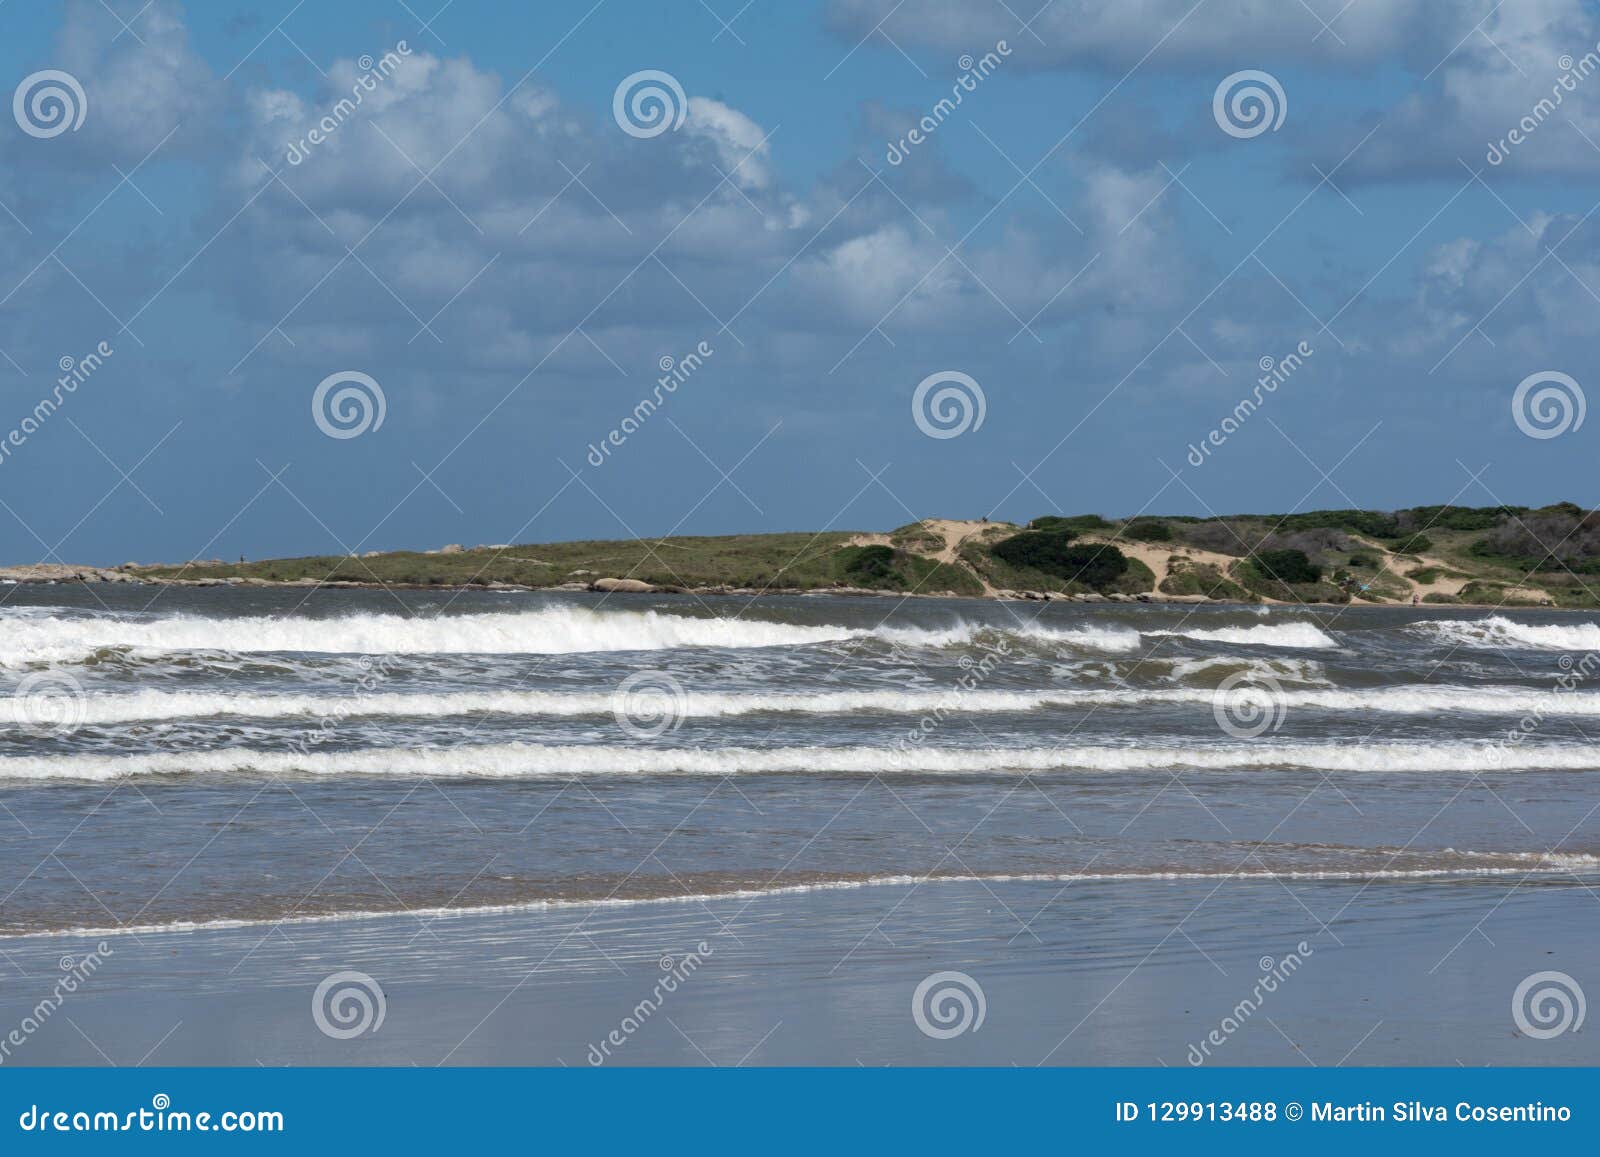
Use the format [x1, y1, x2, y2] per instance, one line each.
[1388, 533, 1432, 554]
[1179, 520, 1255, 556]
[1347, 553, 1377, 569]
[1124, 519, 1172, 542]
[1056, 544, 1130, 589]
[991, 533, 1129, 589]
[1273, 509, 1400, 538]
[1028, 514, 1111, 532]
[836, 544, 897, 583]
[1253, 548, 1321, 585]
[992, 530, 1078, 571]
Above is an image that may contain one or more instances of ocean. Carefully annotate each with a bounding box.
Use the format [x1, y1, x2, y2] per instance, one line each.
[0, 584, 1596, 1065]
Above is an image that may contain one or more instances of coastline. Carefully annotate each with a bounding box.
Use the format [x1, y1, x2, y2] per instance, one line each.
[0, 567, 1573, 612]
[5, 509, 1587, 608]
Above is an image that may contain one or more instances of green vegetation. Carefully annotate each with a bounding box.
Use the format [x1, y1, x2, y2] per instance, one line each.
[130, 502, 1600, 607]
[1159, 559, 1252, 601]
[991, 530, 1077, 572]
[1251, 549, 1321, 585]
[1027, 514, 1112, 532]
[831, 544, 983, 595]
[1123, 519, 1172, 542]
[988, 531, 1132, 592]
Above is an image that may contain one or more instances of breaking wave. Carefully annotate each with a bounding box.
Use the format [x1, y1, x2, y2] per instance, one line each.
[1410, 615, 1600, 653]
[5, 739, 1600, 781]
[21, 683, 1600, 727]
[1147, 622, 1338, 649]
[0, 606, 1145, 666]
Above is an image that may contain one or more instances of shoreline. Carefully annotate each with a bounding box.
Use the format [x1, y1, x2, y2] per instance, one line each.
[0, 570, 1575, 612]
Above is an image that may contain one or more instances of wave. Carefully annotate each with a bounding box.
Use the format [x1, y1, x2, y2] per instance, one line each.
[13, 854, 1594, 940]
[4, 739, 1599, 781]
[24, 683, 1600, 727]
[1411, 615, 1600, 653]
[0, 607, 1147, 666]
[1147, 622, 1338, 649]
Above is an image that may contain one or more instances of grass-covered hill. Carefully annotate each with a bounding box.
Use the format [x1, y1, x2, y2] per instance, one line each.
[126, 502, 1600, 608]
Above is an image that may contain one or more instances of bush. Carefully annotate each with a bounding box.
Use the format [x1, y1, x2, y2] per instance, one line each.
[1056, 544, 1131, 590]
[1124, 519, 1172, 542]
[1347, 553, 1377, 569]
[1389, 533, 1433, 554]
[1179, 520, 1254, 556]
[991, 533, 1129, 589]
[835, 544, 896, 583]
[1253, 548, 1321, 585]
[1398, 504, 1524, 532]
[1159, 560, 1252, 601]
[1028, 514, 1111, 532]
[992, 530, 1077, 571]
[1272, 509, 1400, 538]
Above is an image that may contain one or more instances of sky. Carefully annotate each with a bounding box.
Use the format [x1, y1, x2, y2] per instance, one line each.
[1, 0, 1597, 565]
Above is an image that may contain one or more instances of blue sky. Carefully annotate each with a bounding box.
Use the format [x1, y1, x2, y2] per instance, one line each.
[1, 0, 1597, 564]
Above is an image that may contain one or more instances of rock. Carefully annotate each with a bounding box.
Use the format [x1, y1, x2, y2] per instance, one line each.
[438, 544, 464, 555]
[568, 569, 593, 576]
[120, 561, 140, 570]
[554, 581, 590, 591]
[363, 551, 383, 558]
[475, 544, 512, 551]
[591, 577, 655, 593]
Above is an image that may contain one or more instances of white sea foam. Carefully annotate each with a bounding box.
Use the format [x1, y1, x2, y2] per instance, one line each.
[1147, 622, 1338, 649]
[20, 683, 1600, 727]
[12, 854, 1595, 941]
[3, 739, 1599, 781]
[0, 606, 1146, 666]
[1411, 615, 1600, 653]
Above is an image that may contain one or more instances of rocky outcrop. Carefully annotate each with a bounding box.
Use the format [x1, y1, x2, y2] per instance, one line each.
[590, 577, 655, 593]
